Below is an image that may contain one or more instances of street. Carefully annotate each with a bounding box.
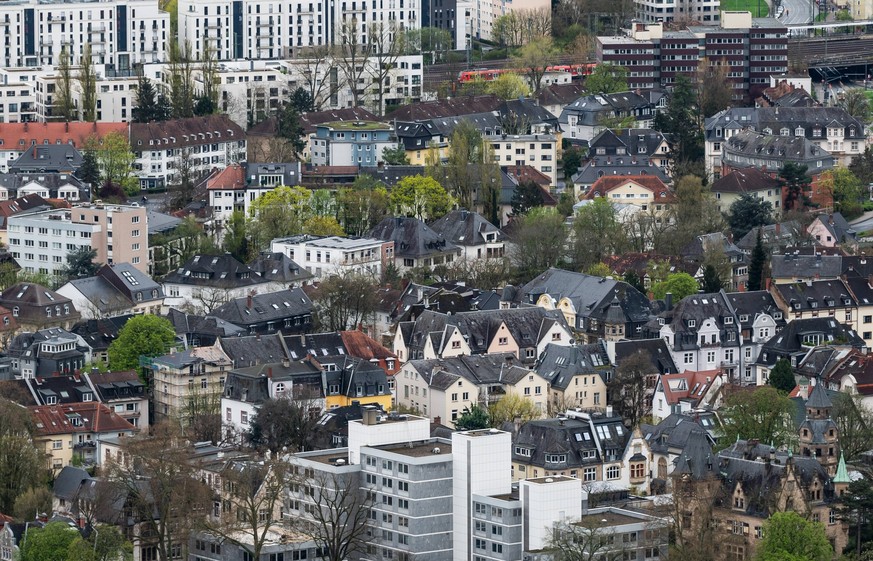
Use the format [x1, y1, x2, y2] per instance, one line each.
[779, 0, 813, 24]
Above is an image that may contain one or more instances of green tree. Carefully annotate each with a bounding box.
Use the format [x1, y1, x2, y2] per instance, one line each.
[850, 146, 873, 185]
[768, 359, 796, 393]
[89, 132, 138, 195]
[302, 216, 345, 236]
[562, 146, 585, 179]
[13, 486, 52, 521]
[719, 386, 796, 449]
[584, 63, 629, 94]
[0, 398, 44, 515]
[570, 198, 627, 272]
[488, 394, 541, 428]
[838, 477, 873, 556]
[510, 207, 567, 283]
[652, 272, 698, 301]
[832, 392, 873, 461]
[337, 175, 390, 236]
[404, 27, 452, 64]
[747, 229, 767, 291]
[75, 150, 100, 189]
[510, 180, 544, 216]
[454, 405, 489, 430]
[654, 76, 703, 177]
[822, 167, 864, 220]
[289, 87, 315, 113]
[700, 264, 724, 293]
[485, 72, 530, 99]
[623, 270, 645, 293]
[54, 47, 75, 121]
[728, 194, 774, 241]
[277, 103, 307, 158]
[389, 175, 454, 220]
[67, 525, 132, 561]
[132, 73, 171, 123]
[60, 246, 100, 281]
[839, 88, 870, 122]
[657, 175, 724, 255]
[221, 210, 250, 263]
[381, 145, 409, 165]
[247, 185, 312, 251]
[108, 315, 177, 372]
[511, 37, 558, 94]
[248, 398, 316, 453]
[755, 512, 831, 561]
[557, 191, 576, 218]
[20, 522, 80, 561]
[780, 162, 811, 211]
[77, 44, 97, 122]
[435, 121, 489, 210]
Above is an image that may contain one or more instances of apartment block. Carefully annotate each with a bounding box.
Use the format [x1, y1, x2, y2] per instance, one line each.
[0, 0, 169, 69]
[270, 234, 393, 279]
[7, 202, 149, 277]
[310, 121, 397, 167]
[597, 14, 788, 102]
[489, 134, 558, 186]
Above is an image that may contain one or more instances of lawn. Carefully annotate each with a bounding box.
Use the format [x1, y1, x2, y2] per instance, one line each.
[719, 0, 770, 17]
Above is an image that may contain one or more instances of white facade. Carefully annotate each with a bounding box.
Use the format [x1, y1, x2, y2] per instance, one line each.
[518, 476, 583, 551]
[7, 210, 98, 276]
[270, 235, 388, 279]
[0, 0, 169, 69]
[489, 134, 558, 185]
[347, 412, 431, 465]
[452, 429, 512, 561]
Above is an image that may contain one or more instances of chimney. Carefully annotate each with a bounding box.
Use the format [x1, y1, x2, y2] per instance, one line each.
[434, 416, 441, 426]
[775, 223, 781, 236]
[665, 292, 673, 311]
[267, 367, 273, 379]
[247, 294, 253, 309]
[282, 357, 290, 367]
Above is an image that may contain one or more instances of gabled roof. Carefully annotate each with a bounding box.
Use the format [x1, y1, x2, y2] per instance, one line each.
[0, 122, 127, 151]
[613, 338, 679, 374]
[10, 145, 83, 173]
[339, 330, 397, 362]
[129, 115, 244, 151]
[773, 278, 855, 312]
[247, 252, 312, 285]
[165, 308, 245, 339]
[535, 82, 588, 108]
[724, 290, 786, 330]
[736, 221, 804, 251]
[758, 317, 865, 359]
[30, 401, 137, 436]
[771, 254, 842, 279]
[368, 216, 461, 259]
[711, 167, 782, 194]
[151, 342, 232, 370]
[219, 333, 288, 367]
[428, 209, 503, 247]
[657, 370, 720, 407]
[512, 411, 630, 468]
[162, 254, 267, 288]
[70, 315, 133, 352]
[211, 288, 312, 326]
[535, 342, 610, 391]
[206, 164, 246, 191]
[389, 95, 502, 121]
[585, 175, 674, 203]
[571, 157, 671, 186]
[641, 413, 718, 456]
[0, 283, 79, 325]
[810, 212, 856, 244]
[85, 370, 146, 403]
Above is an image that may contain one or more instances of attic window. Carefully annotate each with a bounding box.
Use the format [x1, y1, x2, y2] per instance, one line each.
[514, 446, 531, 457]
[688, 320, 696, 328]
[774, 312, 782, 320]
[724, 317, 733, 325]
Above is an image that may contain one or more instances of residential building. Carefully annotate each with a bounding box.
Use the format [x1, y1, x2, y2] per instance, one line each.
[393, 307, 573, 363]
[736, 221, 806, 254]
[161, 254, 271, 314]
[149, 342, 233, 424]
[206, 163, 302, 228]
[310, 121, 396, 167]
[770, 253, 843, 284]
[56, 263, 164, 319]
[489, 134, 559, 185]
[248, 251, 312, 288]
[587, 128, 671, 172]
[69, 315, 132, 364]
[7, 202, 149, 276]
[9, 145, 83, 174]
[282, 330, 399, 375]
[368, 216, 461, 272]
[270, 235, 392, 280]
[651, 369, 723, 421]
[210, 288, 313, 335]
[428, 209, 504, 261]
[0, 122, 127, 174]
[571, 158, 671, 193]
[0, 172, 89, 202]
[0, 0, 169, 69]
[559, 92, 656, 143]
[30, 401, 137, 472]
[769, 278, 857, 328]
[321, 355, 393, 411]
[507, 268, 654, 343]
[6, 328, 91, 378]
[582, 175, 676, 242]
[130, 115, 247, 190]
[724, 290, 787, 384]
[711, 167, 784, 214]
[534, 342, 611, 413]
[843, 271, 873, 348]
[84, 369, 148, 428]
[164, 308, 245, 348]
[248, 108, 378, 160]
[640, 412, 718, 492]
[0, 282, 80, 332]
[680, 232, 749, 291]
[808, 213, 857, 249]
[535, 82, 588, 120]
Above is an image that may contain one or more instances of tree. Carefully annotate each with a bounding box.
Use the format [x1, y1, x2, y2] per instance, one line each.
[547, 520, 651, 561]
[850, 146, 873, 185]
[293, 46, 338, 112]
[768, 359, 796, 393]
[404, 27, 452, 64]
[89, 132, 138, 196]
[654, 76, 703, 176]
[60, 246, 100, 281]
[436, 122, 494, 211]
[389, 175, 454, 220]
[780, 162, 811, 211]
[822, 167, 864, 220]
[336, 176, 390, 236]
[301, 470, 373, 561]
[202, 459, 290, 561]
[198, 38, 220, 114]
[584, 63, 629, 94]
[77, 44, 97, 122]
[381, 145, 409, 165]
[366, 21, 406, 115]
[13, 486, 52, 521]
[54, 47, 76, 121]
[248, 397, 318, 453]
[557, 191, 576, 218]
[610, 351, 653, 429]
[656, 175, 724, 255]
[107, 315, 177, 372]
[20, 522, 80, 561]
[247, 186, 312, 251]
[652, 273, 698, 301]
[696, 58, 733, 119]
[336, 18, 372, 109]
[288, 87, 315, 114]
[839, 88, 871, 122]
[747, 229, 767, 291]
[311, 271, 379, 332]
[511, 180, 545, 216]
[512, 37, 558, 94]
[167, 40, 195, 118]
[277, 103, 307, 158]
[719, 386, 796, 449]
[831, 392, 873, 461]
[454, 405, 489, 430]
[755, 512, 831, 561]
[0, 398, 45, 515]
[562, 146, 585, 179]
[76, 150, 100, 189]
[700, 264, 724, 293]
[486, 72, 530, 99]
[510, 207, 567, 283]
[838, 477, 873, 557]
[570, 198, 627, 272]
[68, 525, 131, 561]
[132, 73, 171, 123]
[109, 423, 211, 561]
[728, 194, 773, 241]
[488, 394, 541, 428]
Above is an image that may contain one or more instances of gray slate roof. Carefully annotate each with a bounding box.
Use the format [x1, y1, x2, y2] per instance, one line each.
[368, 216, 462, 260]
[428, 209, 503, 247]
[771, 254, 843, 279]
[210, 288, 312, 327]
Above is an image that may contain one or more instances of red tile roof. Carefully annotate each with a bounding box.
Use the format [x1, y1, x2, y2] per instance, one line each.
[586, 176, 675, 203]
[0, 122, 127, 151]
[504, 165, 551, 186]
[206, 164, 246, 191]
[30, 402, 138, 436]
[340, 330, 397, 361]
[658, 370, 720, 406]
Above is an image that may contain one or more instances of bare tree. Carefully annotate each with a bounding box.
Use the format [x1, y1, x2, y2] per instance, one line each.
[108, 423, 212, 561]
[336, 18, 372, 109]
[182, 383, 222, 444]
[608, 350, 655, 428]
[77, 44, 97, 122]
[201, 459, 290, 561]
[546, 520, 633, 561]
[54, 47, 76, 121]
[294, 468, 372, 561]
[367, 21, 405, 116]
[295, 45, 342, 111]
[199, 38, 221, 111]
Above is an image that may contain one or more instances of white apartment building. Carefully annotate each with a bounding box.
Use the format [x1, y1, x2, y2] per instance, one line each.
[35, 66, 139, 122]
[0, 67, 43, 123]
[0, 0, 169, 69]
[7, 202, 149, 277]
[270, 234, 392, 279]
[490, 133, 558, 185]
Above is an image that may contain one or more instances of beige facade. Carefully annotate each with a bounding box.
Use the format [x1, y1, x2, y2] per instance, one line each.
[151, 343, 233, 424]
[548, 372, 608, 412]
[76, 204, 149, 273]
[490, 134, 558, 185]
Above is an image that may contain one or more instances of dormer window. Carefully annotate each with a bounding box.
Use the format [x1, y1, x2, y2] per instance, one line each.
[688, 319, 696, 328]
[724, 317, 733, 325]
[774, 312, 782, 320]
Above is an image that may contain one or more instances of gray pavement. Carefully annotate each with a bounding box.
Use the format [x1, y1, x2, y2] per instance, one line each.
[779, 0, 813, 24]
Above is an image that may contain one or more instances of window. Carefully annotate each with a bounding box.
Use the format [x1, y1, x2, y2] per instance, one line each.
[606, 465, 620, 479]
[630, 463, 646, 479]
[240, 411, 249, 425]
[684, 353, 694, 364]
[584, 467, 596, 481]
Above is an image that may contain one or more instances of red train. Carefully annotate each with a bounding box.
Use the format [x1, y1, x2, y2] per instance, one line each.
[457, 63, 597, 82]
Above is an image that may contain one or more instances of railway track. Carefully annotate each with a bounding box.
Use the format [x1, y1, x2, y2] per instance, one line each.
[423, 54, 581, 88]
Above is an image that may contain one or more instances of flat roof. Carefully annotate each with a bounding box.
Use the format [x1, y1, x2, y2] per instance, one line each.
[577, 510, 645, 527]
[525, 475, 578, 485]
[322, 121, 390, 131]
[372, 440, 452, 458]
[299, 450, 350, 466]
[459, 428, 506, 437]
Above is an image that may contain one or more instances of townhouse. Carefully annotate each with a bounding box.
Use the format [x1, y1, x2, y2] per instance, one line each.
[207, 163, 301, 228]
[651, 369, 723, 421]
[428, 209, 504, 262]
[161, 254, 272, 314]
[83, 369, 148, 429]
[0, 282, 80, 334]
[710, 167, 784, 215]
[56, 263, 164, 320]
[368, 216, 461, 273]
[559, 92, 656, 144]
[724, 290, 787, 384]
[210, 288, 313, 335]
[534, 342, 612, 413]
[310, 121, 397, 167]
[6, 328, 91, 378]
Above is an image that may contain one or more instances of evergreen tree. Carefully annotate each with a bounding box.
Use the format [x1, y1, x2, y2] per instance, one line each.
[132, 75, 170, 123]
[277, 103, 306, 157]
[76, 150, 100, 188]
[289, 87, 315, 114]
[780, 162, 811, 211]
[653, 76, 704, 177]
[701, 264, 724, 293]
[747, 229, 767, 291]
[510, 181, 544, 216]
[769, 359, 796, 393]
